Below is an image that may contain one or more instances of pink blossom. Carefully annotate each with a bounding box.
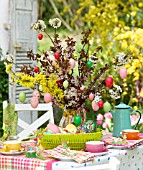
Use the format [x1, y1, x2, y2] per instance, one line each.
[96, 120, 102, 125]
[102, 122, 109, 128]
[97, 113, 104, 121]
[130, 114, 137, 126]
[104, 112, 112, 119]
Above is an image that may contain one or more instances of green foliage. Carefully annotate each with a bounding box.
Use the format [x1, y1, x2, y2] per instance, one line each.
[0, 49, 9, 137]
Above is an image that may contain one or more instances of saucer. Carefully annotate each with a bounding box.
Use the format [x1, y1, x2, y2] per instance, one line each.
[0, 150, 25, 156]
[95, 150, 109, 156]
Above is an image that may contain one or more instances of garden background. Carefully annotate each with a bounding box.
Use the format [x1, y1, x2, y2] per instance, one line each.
[0, 0, 143, 134]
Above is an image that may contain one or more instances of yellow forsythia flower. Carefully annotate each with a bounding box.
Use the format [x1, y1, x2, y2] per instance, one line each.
[6, 64, 12, 74]
[140, 89, 143, 97]
[131, 98, 138, 103]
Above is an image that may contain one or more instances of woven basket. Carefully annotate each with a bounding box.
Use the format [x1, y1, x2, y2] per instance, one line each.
[40, 131, 102, 150]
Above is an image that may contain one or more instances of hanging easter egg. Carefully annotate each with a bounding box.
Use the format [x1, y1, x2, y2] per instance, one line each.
[103, 101, 111, 112]
[33, 90, 40, 100]
[19, 92, 26, 103]
[73, 62, 79, 76]
[30, 97, 39, 108]
[56, 79, 63, 87]
[119, 68, 127, 79]
[89, 93, 95, 100]
[92, 101, 99, 111]
[74, 115, 82, 126]
[44, 93, 52, 103]
[98, 100, 104, 108]
[105, 77, 113, 88]
[54, 52, 60, 60]
[33, 66, 40, 73]
[86, 60, 93, 68]
[69, 58, 76, 69]
[63, 80, 69, 89]
[38, 33, 43, 40]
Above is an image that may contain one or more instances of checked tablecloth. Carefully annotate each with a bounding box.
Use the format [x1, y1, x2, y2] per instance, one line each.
[0, 154, 58, 170]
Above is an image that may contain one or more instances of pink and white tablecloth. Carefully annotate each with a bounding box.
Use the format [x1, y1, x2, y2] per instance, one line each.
[0, 146, 143, 170]
[0, 154, 59, 170]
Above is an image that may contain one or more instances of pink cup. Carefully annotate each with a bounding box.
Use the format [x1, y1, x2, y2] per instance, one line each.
[86, 141, 106, 153]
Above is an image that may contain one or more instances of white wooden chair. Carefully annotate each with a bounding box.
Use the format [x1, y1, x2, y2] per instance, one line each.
[66, 157, 120, 170]
[15, 102, 54, 141]
[3, 101, 54, 141]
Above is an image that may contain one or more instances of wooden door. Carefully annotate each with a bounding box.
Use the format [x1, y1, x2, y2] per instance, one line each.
[9, 0, 38, 131]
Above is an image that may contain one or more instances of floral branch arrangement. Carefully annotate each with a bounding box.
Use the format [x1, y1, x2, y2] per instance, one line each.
[5, 18, 131, 127]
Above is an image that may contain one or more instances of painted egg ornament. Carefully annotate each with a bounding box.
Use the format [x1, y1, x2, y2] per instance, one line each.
[98, 100, 104, 108]
[44, 93, 52, 103]
[89, 93, 95, 100]
[103, 101, 111, 112]
[33, 90, 40, 100]
[92, 101, 99, 111]
[105, 77, 113, 88]
[54, 52, 60, 60]
[69, 58, 76, 69]
[38, 33, 43, 40]
[86, 60, 93, 68]
[19, 92, 26, 103]
[30, 97, 39, 108]
[74, 115, 82, 126]
[63, 80, 69, 89]
[56, 79, 63, 87]
[119, 68, 127, 79]
[33, 66, 40, 73]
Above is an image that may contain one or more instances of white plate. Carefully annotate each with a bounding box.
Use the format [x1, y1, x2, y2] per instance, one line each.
[0, 151, 25, 156]
[95, 151, 109, 156]
[111, 145, 125, 149]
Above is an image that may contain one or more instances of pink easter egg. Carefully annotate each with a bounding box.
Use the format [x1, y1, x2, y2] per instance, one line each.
[119, 68, 127, 79]
[69, 58, 76, 69]
[47, 123, 60, 134]
[33, 90, 40, 100]
[89, 93, 95, 100]
[30, 97, 39, 108]
[92, 101, 99, 111]
[44, 93, 52, 103]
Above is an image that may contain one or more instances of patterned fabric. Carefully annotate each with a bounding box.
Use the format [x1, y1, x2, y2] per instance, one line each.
[3, 103, 18, 139]
[0, 155, 58, 170]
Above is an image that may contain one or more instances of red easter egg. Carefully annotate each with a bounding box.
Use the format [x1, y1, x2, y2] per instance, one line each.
[44, 93, 52, 103]
[98, 100, 104, 108]
[105, 77, 113, 88]
[54, 52, 60, 60]
[38, 34, 43, 40]
[34, 66, 40, 73]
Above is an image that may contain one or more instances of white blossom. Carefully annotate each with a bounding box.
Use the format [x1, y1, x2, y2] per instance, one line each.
[109, 85, 122, 99]
[49, 18, 61, 29]
[31, 20, 46, 32]
[94, 93, 101, 102]
[5, 54, 14, 64]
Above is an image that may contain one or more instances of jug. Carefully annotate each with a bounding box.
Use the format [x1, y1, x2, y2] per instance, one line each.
[110, 102, 141, 137]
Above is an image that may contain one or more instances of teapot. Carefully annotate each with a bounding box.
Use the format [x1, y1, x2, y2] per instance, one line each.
[110, 102, 141, 137]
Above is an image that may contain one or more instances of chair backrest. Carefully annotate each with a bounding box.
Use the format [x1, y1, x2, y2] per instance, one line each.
[14, 102, 54, 141]
[66, 157, 120, 170]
